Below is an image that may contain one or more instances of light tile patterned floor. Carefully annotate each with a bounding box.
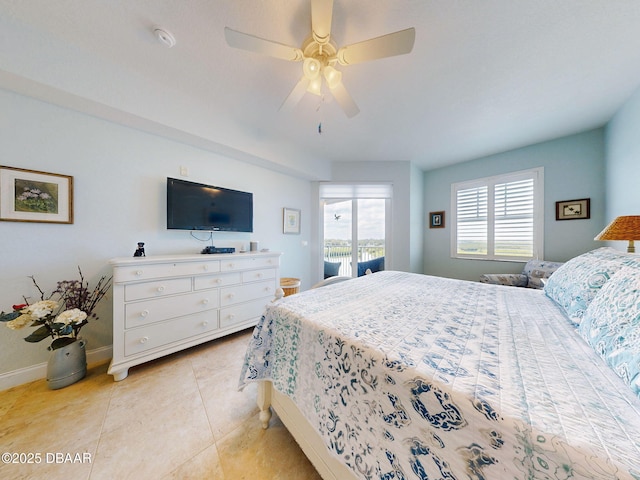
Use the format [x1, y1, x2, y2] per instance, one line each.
[0, 329, 322, 480]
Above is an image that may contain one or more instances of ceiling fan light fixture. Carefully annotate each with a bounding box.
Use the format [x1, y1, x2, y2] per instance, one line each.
[307, 76, 322, 96]
[224, 0, 415, 118]
[303, 57, 322, 79]
[323, 66, 342, 89]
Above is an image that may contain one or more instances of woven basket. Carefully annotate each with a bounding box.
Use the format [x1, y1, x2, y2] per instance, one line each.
[280, 277, 300, 296]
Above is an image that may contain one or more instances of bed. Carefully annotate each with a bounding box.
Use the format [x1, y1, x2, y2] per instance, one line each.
[239, 248, 640, 479]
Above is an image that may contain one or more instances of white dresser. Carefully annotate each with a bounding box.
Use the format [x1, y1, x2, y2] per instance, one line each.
[108, 252, 281, 381]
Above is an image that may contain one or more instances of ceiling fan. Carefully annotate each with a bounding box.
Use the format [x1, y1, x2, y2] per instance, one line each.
[224, 0, 415, 118]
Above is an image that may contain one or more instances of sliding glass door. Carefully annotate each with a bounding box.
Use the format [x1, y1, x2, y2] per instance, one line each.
[323, 199, 353, 277]
[321, 184, 391, 278]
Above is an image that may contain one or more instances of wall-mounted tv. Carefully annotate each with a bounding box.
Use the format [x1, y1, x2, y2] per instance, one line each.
[167, 178, 253, 232]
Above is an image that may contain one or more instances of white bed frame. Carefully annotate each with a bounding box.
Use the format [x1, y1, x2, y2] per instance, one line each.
[257, 381, 358, 480]
[254, 278, 359, 479]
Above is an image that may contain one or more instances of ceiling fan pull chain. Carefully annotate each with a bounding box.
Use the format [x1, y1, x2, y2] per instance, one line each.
[317, 96, 325, 134]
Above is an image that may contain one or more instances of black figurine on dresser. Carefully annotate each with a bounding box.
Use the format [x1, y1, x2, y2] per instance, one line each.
[133, 242, 145, 257]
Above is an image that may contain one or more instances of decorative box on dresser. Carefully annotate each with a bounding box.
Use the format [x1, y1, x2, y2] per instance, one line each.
[108, 252, 281, 381]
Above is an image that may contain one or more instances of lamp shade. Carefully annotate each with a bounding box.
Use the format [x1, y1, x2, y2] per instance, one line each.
[323, 66, 342, 89]
[307, 76, 322, 96]
[595, 216, 640, 240]
[594, 215, 640, 253]
[303, 57, 321, 79]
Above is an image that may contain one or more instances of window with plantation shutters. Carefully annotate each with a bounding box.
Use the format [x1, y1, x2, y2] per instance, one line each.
[451, 168, 543, 261]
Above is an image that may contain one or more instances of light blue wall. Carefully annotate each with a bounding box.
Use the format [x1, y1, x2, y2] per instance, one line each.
[605, 87, 640, 219]
[423, 129, 606, 281]
[330, 161, 425, 275]
[0, 89, 312, 378]
[409, 162, 425, 273]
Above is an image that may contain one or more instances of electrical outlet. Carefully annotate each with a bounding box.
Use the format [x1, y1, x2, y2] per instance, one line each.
[180, 166, 188, 176]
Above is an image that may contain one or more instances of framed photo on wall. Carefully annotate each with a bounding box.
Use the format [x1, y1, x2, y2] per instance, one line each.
[556, 198, 590, 220]
[283, 207, 301, 234]
[429, 211, 445, 228]
[0, 166, 73, 224]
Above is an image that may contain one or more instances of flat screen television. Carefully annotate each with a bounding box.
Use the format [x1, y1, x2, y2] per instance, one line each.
[167, 178, 253, 232]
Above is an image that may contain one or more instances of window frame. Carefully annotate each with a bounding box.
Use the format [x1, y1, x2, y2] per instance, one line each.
[450, 167, 544, 261]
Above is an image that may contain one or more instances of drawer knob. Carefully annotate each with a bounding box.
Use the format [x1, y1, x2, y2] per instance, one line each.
[135, 270, 143, 276]
[140, 336, 149, 344]
[203, 264, 209, 271]
[215, 278, 222, 284]
[228, 263, 235, 268]
[228, 314, 235, 320]
[157, 286, 165, 292]
[228, 293, 235, 299]
[202, 299, 209, 305]
[140, 309, 149, 318]
[257, 273, 263, 278]
[202, 321, 209, 327]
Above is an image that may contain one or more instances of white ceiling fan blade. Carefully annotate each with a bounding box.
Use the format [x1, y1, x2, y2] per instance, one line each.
[336, 27, 415, 65]
[224, 27, 303, 62]
[311, 0, 333, 45]
[280, 77, 310, 112]
[329, 81, 360, 118]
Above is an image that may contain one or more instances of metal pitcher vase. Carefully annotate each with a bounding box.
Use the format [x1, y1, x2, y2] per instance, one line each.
[46, 339, 87, 390]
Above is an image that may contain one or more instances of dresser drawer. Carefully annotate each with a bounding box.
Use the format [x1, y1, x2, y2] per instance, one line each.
[220, 255, 279, 272]
[220, 280, 276, 307]
[124, 311, 219, 356]
[220, 298, 270, 329]
[193, 272, 241, 291]
[241, 268, 276, 283]
[125, 290, 218, 329]
[114, 260, 221, 283]
[125, 278, 191, 302]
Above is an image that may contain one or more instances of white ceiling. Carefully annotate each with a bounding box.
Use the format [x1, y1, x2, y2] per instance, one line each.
[2, 0, 640, 180]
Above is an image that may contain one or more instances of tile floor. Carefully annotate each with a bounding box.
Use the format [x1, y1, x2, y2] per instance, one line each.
[0, 329, 323, 480]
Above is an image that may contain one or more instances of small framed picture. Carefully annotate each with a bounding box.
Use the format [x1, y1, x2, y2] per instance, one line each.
[0, 166, 73, 224]
[429, 211, 445, 228]
[556, 198, 590, 221]
[283, 207, 301, 234]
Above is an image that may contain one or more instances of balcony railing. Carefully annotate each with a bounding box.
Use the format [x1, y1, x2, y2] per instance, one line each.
[324, 243, 385, 277]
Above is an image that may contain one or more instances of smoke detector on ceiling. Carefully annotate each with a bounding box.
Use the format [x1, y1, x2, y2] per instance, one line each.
[154, 27, 176, 48]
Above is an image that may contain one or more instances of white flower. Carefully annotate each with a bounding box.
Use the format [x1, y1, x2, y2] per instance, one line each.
[24, 300, 59, 319]
[5, 314, 32, 330]
[56, 308, 87, 325]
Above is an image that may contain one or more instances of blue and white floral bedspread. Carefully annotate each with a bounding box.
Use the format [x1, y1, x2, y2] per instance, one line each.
[239, 271, 640, 479]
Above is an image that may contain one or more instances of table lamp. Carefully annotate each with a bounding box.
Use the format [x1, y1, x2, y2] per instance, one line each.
[594, 215, 640, 253]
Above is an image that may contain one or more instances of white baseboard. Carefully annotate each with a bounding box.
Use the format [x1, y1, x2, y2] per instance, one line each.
[0, 345, 112, 392]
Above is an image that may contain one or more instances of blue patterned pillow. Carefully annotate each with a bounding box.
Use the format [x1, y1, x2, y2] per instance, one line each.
[543, 247, 632, 323]
[579, 266, 640, 397]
